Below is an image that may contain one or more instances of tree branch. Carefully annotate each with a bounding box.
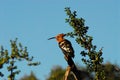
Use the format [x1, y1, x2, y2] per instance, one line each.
[64, 56, 89, 80]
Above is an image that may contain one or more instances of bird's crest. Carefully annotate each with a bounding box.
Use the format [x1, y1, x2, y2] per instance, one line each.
[48, 33, 66, 43]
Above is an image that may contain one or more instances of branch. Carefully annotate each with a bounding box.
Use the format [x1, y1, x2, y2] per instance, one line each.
[64, 66, 71, 80]
[64, 56, 89, 80]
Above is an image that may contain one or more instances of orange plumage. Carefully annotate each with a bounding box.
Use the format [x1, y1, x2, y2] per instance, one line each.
[55, 33, 75, 58]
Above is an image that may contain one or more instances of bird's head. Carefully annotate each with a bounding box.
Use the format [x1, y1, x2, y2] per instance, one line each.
[48, 33, 66, 43]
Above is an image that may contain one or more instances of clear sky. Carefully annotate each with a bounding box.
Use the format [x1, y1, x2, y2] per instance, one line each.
[0, 0, 120, 80]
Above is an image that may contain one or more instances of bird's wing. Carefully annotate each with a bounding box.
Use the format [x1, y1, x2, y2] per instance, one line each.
[59, 40, 74, 57]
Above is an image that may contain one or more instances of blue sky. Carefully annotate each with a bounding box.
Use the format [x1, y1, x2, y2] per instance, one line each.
[0, 0, 120, 80]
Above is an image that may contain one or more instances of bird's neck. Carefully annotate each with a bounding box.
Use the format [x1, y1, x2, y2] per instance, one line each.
[57, 38, 65, 43]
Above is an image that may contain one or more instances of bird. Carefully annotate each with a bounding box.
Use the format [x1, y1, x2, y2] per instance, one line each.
[48, 33, 75, 59]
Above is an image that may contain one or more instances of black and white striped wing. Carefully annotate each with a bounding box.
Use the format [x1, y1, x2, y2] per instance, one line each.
[59, 39, 74, 58]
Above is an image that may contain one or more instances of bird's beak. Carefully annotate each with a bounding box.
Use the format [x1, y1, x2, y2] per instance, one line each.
[63, 34, 66, 36]
[48, 37, 56, 40]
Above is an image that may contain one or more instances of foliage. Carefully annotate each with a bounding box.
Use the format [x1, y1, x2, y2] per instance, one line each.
[47, 63, 120, 80]
[65, 7, 105, 80]
[20, 71, 38, 80]
[103, 62, 120, 80]
[47, 66, 65, 80]
[46, 65, 83, 80]
[0, 38, 40, 80]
